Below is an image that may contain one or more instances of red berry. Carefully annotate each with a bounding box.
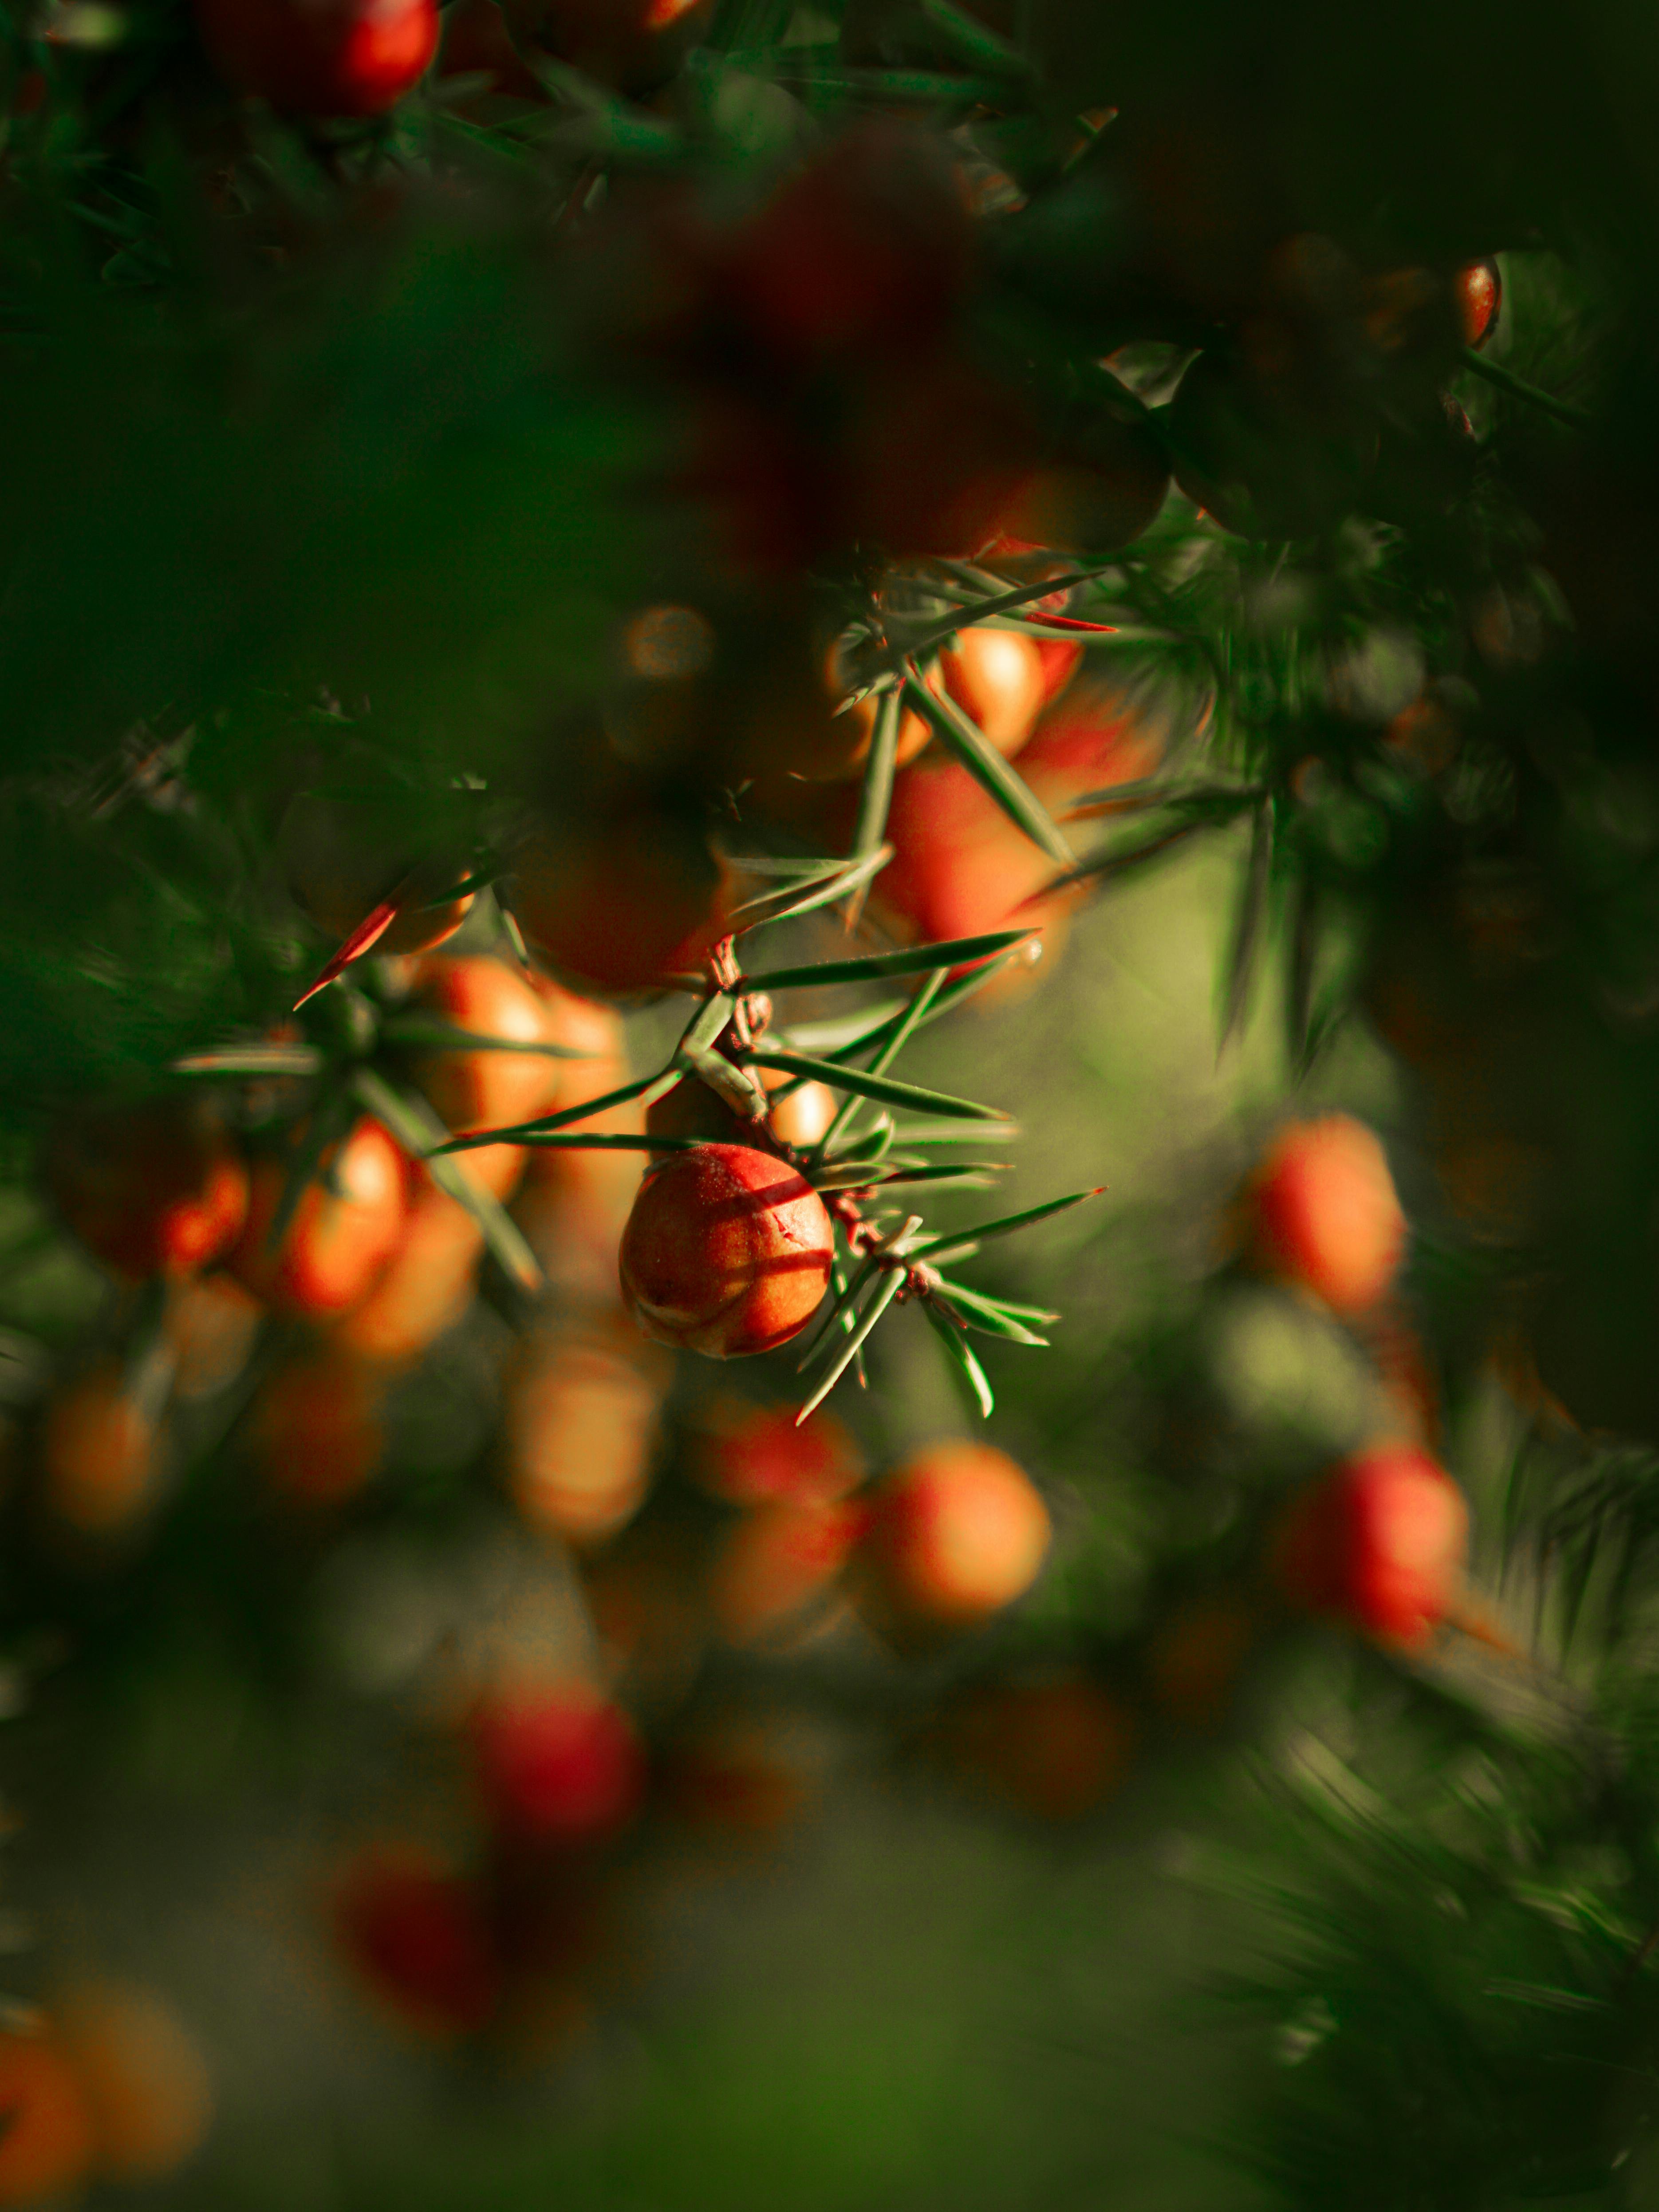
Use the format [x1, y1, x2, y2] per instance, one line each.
[470, 1687, 645, 1844]
[1271, 1441, 1468, 1646]
[335, 1850, 502, 2037]
[1251, 1114, 1406, 1313]
[229, 1119, 409, 1318]
[46, 1102, 249, 1282]
[619, 1144, 834, 1358]
[1454, 259, 1501, 350]
[858, 1441, 1050, 1630]
[194, 0, 438, 115]
[513, 807, 731, 997]
[689, 1399, 863, 1506]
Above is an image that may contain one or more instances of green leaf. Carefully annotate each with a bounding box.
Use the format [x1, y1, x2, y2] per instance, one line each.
[849, 690, 904, 883]
[889, 566, 1119, 670]
[173, 1043, 324, 1077]
[428, 1069, 678, 1152]
[1458, 344, 1590, 430]
[739, 927, 1033, 992]
[928, 1278, 1051, 1345]
[676, 990, 736, 1061]
[864, 1117, 1025, 1148]
[808, 966, 945, 1165]
[901, 670, 1076, 867]
[379, 1017, 591, 1058]
[350, 1068, 542, 1292]
[916, 0, 1033, 77]
[795, 1254, 878, 1369]
[910, 1185, 1105, 1264]
[746, 1048, 1007, 1122]
[679, 1044, 768, 1122]
[729, 845, 894, 934]
[510, 1132, 697, 1151]
[922, 1300, 995, 1416]
[796, 1269, 905, 1423]
[1058, 819, 1207, 888]
[1219, 795, 1273, 1052]
[811, 1160, 1006, 1193]
[292, 899, 400, 1009]
[779, 998, 909, 1054]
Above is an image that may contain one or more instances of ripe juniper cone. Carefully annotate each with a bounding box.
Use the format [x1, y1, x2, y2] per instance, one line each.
[619, 1143, 834, 1357]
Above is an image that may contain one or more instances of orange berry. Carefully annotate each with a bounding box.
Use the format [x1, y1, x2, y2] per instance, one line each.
[1271, 1441, 1468, 1646]
[407, 955, 563, 1136]
[645, 1069, 836, 1154]
[0, 2031, 98, 2206]
[619, 1144, 833, 1358]
[502, 1325, 663, 1546]
[858, 1441, 1050, 1629]
[45, 1102, 248, 1282]
[939, 627, 1047, 758]
[1251, 1114, 1406, 1313]
[470, 1686, 645, 1845]
[709, 1497, 862, 1646]
[195, 0, 438, 116]
[57, 1981, 212, 2183]
[41, 1361, 161, 1536]
[335, 1849, 502, 2039]
[331, 1149, 523, 1369]
[229, 1119, 409, 1318]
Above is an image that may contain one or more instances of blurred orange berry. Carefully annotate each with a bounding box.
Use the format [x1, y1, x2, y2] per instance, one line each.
[1250, 1114, 1406, 1313]
[229, 1119, 409, 1319]
[57, 1980, 212, 2183]
[857, 1441, 1050, 1630]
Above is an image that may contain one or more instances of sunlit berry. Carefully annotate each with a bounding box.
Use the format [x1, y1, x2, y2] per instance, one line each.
[195, 0, 438, 116]
[229, 1119, 409, 1318]
[619, 1143, 833, 1358]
